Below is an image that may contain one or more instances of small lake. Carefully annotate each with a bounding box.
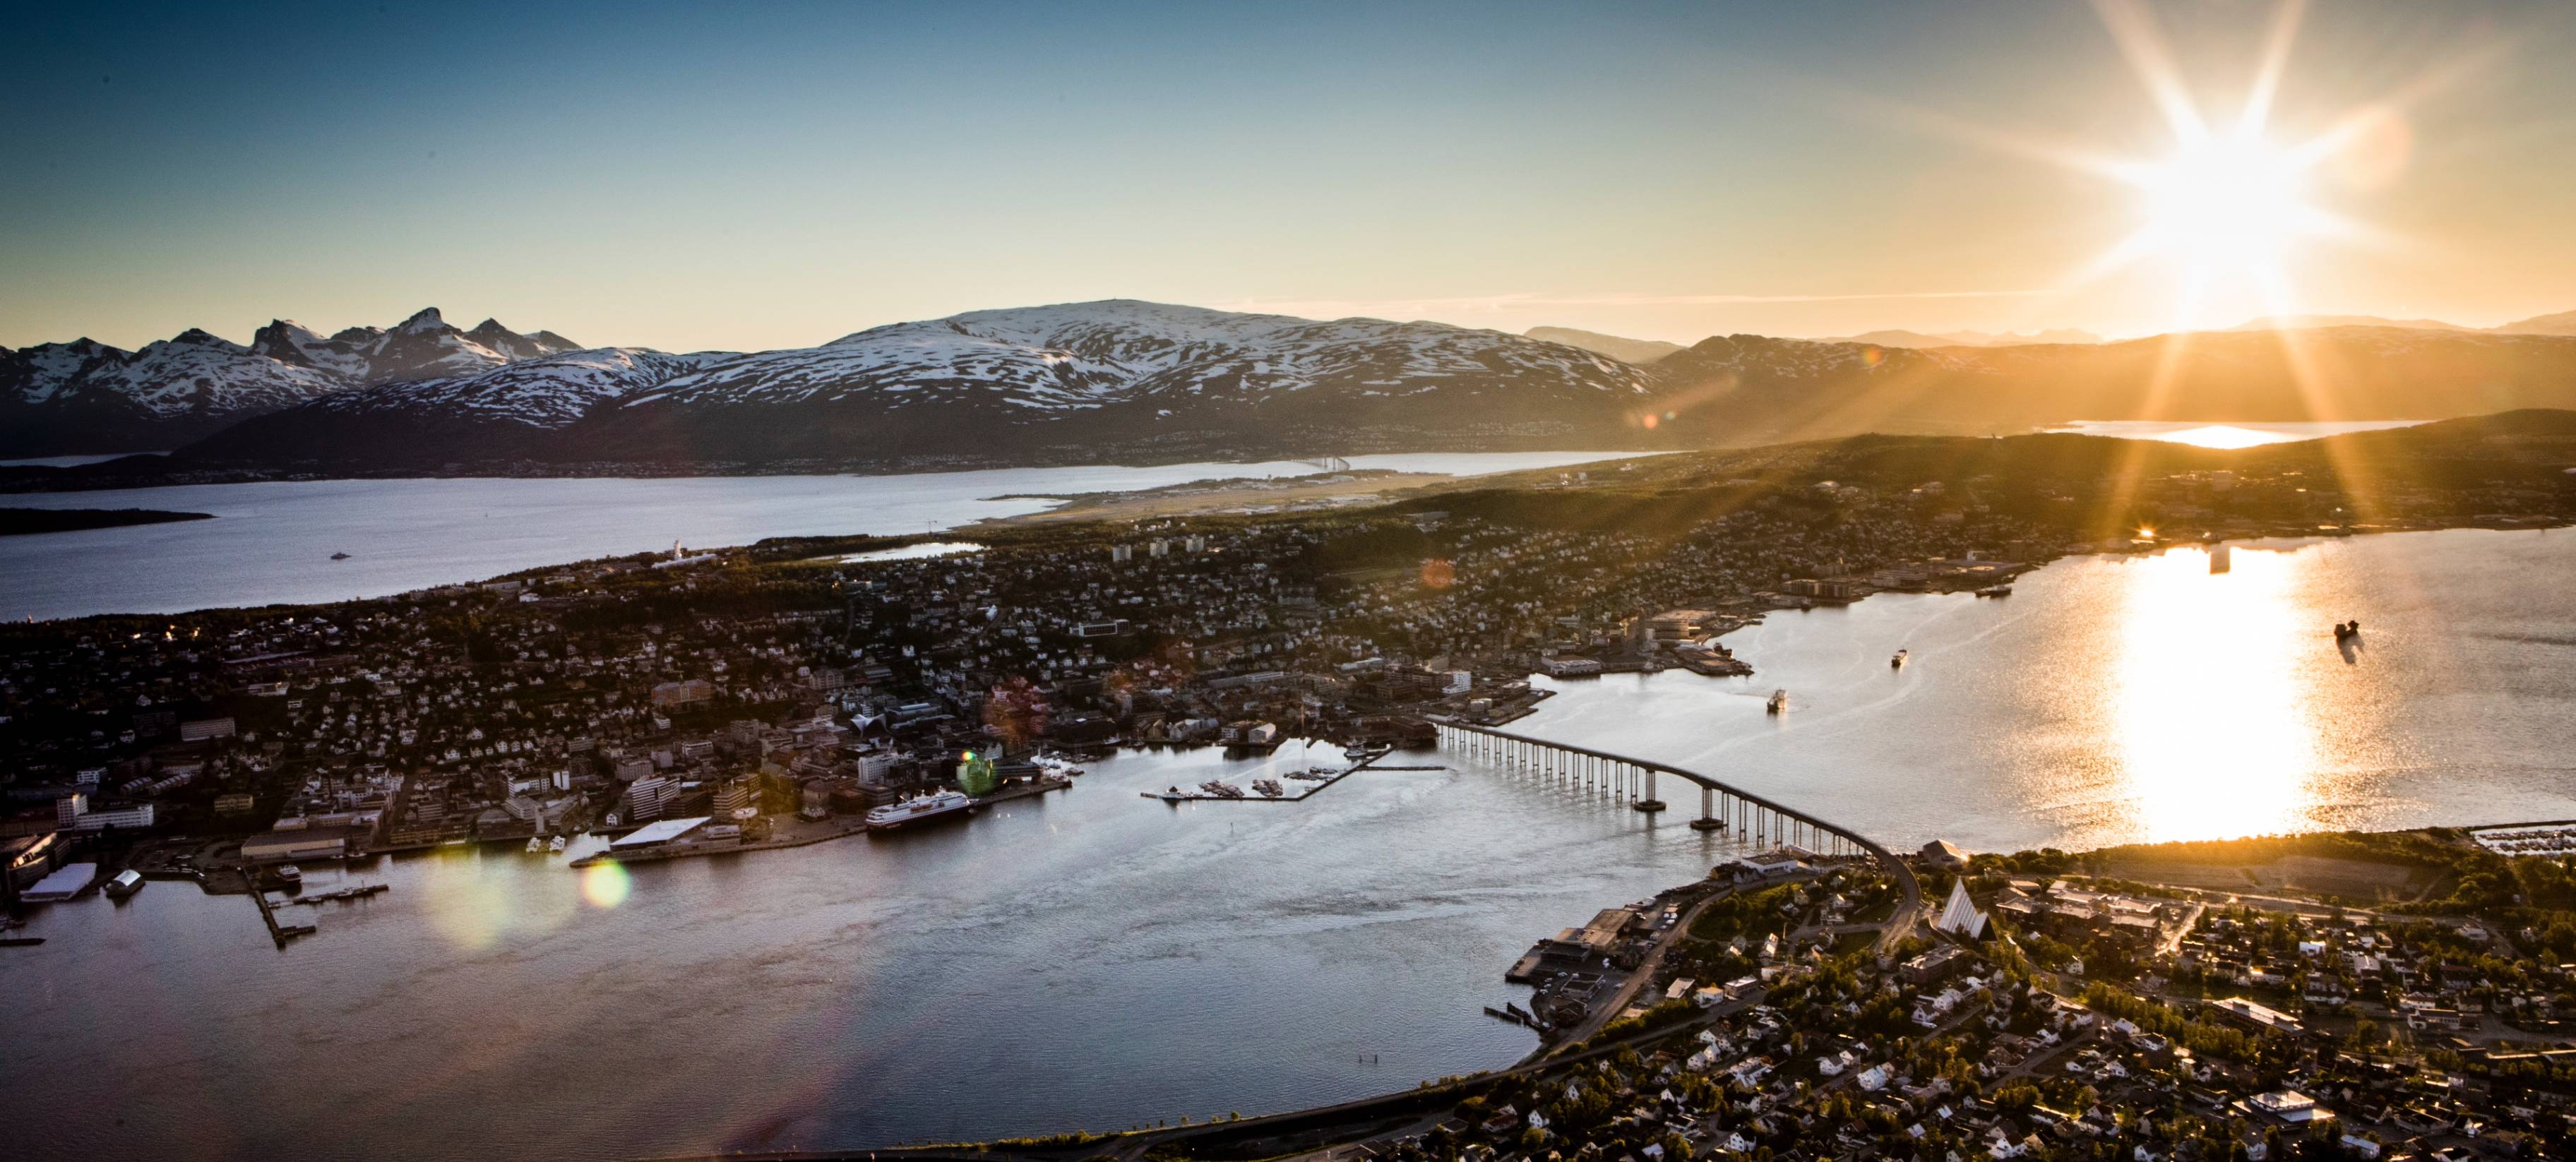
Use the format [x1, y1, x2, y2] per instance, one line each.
[0, 451, 1634, 621]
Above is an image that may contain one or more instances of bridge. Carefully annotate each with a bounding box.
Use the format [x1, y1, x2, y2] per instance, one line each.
[1431, 721, 1919, 945]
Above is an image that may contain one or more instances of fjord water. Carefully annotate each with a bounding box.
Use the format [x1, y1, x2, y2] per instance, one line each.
[1519, 529, 2576, 851]
[3, 745, 1758, 1162]
[6, 529, 2572, 1161]
[0, 451, 1628, 621]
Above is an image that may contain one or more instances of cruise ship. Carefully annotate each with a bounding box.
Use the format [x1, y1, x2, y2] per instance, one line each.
[866, 789, 976, 831]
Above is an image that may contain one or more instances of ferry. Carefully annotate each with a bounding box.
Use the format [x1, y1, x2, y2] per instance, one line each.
[548, 835, 567, 855]
[275, 863, 304, 886]
[105, 869, 145, 899]
[1890, 649, 1909, 669]
[866, 789, 975, 831]
[1765, 689, 1789, 715]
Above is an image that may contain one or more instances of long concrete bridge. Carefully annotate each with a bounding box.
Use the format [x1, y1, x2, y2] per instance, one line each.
[1432, 721, 1916, 908]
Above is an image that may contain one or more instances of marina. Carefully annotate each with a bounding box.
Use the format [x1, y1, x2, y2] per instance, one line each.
[1138, 750, 1447, 804]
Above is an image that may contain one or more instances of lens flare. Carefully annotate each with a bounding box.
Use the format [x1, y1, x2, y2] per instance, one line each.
[581, 861, 632, 909]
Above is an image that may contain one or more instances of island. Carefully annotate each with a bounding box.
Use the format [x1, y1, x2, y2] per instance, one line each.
[0, 507, 214, 537]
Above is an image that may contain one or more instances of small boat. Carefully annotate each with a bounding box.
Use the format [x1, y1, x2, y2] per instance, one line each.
[1975, 584, 2012, 598]
[275, 864, 303, 885]
[1890, 649, 1909, 669]
[2332, 619, 2361, 641]
[105, 869, 145, 899]
[1254, 779, 1284, 798]
[549, 835, 567, 854]
[330, 551, 351, 561]
[1765, 689, 1789, 715]
[1153, 786, 1191, 803]
[526, 837, 544, 853]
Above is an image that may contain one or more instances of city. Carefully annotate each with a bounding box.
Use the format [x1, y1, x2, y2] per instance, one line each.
[11, 3, 2576, 1161]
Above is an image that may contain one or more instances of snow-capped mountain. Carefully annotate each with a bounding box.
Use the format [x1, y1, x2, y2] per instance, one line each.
[28, 299, 2576, 472]
[181, 300, 1661, 469]
[249, 308, 583, 385]
[2, 309, 583, 455]
[189, 347, 738, 462]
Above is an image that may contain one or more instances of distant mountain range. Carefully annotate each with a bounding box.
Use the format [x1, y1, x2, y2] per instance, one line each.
[1, 309, 579, 455]
[2219, 311, 2576, 337]
[174, 301, 1654, 470]
[1522, 327, 1687, 365]
[14, 299, 2576, 475]
[1822, 327, 2105, 349]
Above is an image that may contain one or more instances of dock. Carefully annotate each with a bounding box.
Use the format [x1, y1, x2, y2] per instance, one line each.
[572, 777, 1070, 868]
[249, 889, 317, 947]
[1140, 753, 1444, 805]
[281, 883, 390, 906]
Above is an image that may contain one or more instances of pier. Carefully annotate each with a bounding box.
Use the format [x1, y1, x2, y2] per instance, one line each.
[1139, 752, 1445, 805]
[249, 887, 317, 947]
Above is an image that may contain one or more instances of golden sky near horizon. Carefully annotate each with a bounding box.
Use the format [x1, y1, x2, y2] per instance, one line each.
[5, 1, 2573, 353]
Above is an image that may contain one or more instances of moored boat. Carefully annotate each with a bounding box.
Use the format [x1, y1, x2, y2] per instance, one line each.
[866, 789, 975, 831]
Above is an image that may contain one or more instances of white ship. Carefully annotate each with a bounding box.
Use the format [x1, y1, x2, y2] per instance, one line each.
[548, 835, 567, 854]
[866, 789, 975, 830]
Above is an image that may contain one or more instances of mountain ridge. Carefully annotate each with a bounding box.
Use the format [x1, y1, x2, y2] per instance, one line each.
[19, 299, 2576, 472]
[2, 309, 580, 455]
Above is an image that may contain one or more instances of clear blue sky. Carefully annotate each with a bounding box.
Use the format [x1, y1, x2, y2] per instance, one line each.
[6, 1, 2572, 352]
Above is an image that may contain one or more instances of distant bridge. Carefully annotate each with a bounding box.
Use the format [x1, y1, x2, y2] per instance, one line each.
[1290, 455, 1352, 472]
[1433, 721, 1919, 942]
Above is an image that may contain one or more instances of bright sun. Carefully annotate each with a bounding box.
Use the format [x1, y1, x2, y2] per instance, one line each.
[1952, 0, 2423, 333]
[2135, 131, 2315, 267]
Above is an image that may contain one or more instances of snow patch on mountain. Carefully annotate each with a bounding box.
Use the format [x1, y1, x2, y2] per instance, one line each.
[623, 299, 1654, 414]
[304, 347, 739, 429]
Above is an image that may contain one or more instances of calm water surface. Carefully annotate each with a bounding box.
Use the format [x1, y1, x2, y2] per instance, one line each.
[2042, 419, 2424, 448]
[5, 529, 2571, 1161]
[1518, 529, 2576, 851]
[4, 745, 1746, 1162]
[0, 451, 1633, 621]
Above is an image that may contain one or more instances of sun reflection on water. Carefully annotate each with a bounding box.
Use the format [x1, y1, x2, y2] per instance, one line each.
[2109, 545, 2325, 841]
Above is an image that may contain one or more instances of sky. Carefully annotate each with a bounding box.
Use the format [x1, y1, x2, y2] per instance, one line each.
[5, 0, 2575, 354]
